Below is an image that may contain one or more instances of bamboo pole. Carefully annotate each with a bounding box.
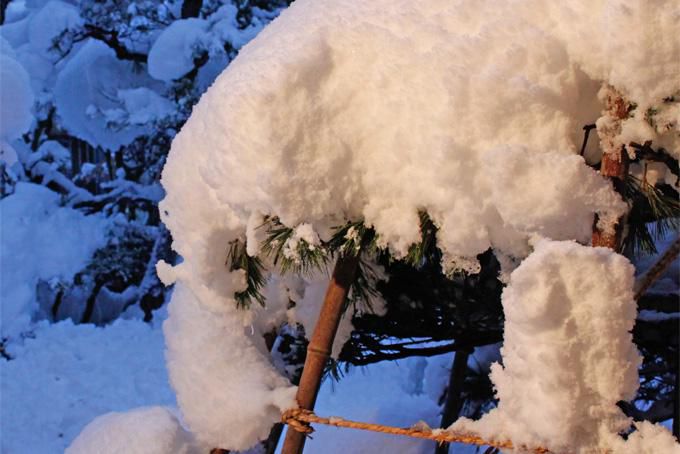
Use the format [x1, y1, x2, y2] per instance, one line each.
[281, 253, 360, 454]
[592, 86, 630, 250]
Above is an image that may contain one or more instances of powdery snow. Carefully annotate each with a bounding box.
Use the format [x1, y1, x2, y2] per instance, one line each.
[1, 319, 174, 453]
[450, 240, 677, 453]
[151, 0, 679, 451]
[53, 39, 167, 150]
[0, 49, 33, 142]
[162, 283, 297, 450]
[66, 407, 196, 454]
[0, 183, 107, 341]
[27, 0, 81, 57]
[147, 18, 209, 82]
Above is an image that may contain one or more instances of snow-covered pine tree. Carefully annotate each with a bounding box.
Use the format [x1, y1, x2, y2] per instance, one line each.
[64, 1, 679, 453]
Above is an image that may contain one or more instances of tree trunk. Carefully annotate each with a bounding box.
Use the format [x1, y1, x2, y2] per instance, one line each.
[435, 350, 471, 454]
[181, 0, 202, 18]
[674, 361, 679, 441]
[0, 0, 10, 25]
[281, 254, 360, 454]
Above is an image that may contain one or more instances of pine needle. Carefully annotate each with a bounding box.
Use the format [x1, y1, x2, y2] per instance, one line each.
[227, 239, 266, 308]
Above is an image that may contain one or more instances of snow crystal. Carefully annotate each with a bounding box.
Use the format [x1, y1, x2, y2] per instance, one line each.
[157, 0, 677, 449]
[450, 240, 657, 453]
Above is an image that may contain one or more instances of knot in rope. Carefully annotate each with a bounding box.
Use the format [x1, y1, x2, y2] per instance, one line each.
[282, 408, 315, 435]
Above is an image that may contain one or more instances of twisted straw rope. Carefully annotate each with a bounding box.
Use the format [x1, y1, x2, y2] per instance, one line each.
[282, 408, 550, 453]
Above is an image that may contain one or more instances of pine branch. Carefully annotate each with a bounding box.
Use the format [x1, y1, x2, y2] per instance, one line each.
[227, 239, 266, 308]
[405, 210, 440, 268]
[77, 25, 147, 63]
[634, 236, 680, 300]
[327, 220, 380, 257]
[623, 175, 680, 256]
[259, 216, 329, 275]
[327, 220, 383, 310]
[629, 141, 679, 182]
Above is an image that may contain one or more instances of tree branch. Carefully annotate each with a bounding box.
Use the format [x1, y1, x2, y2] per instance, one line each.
[79, 25, 147, 63]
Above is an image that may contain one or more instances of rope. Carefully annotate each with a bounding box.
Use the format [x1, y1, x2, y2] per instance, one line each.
[282, 408, 551, 453]
[634, 235, 680, 301]
[279, 237, 680, 454]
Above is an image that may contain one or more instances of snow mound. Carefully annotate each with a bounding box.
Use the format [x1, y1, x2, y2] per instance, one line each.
[66, 407, 196, 454]
[156, 0, 678, 450]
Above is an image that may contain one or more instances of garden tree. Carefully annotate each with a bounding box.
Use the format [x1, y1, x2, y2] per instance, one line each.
[0, 0, 291, 334]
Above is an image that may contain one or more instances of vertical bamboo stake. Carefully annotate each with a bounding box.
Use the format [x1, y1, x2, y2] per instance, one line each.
[592, 85, 630, 250]
[281, 253, 360, 454]
[435, 349, 471, 454]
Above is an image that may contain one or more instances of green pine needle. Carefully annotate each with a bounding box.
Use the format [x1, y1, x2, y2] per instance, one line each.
[259, 216, 329, 275]
[328, 220, 380, 257]
[227, 239, 266, 308]
[405, 210, 440, 268]
[623, 175, 680, 257]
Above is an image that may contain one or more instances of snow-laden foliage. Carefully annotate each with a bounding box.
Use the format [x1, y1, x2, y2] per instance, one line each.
[0, 0, 289, 348]
[1, 0, 678, 452]
[154, 0, 679, 451]
[0, 183, 108, 341]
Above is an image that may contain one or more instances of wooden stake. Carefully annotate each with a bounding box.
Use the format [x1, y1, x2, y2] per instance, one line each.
[435, 349, 471, 454]
[281, 253, 360, 454]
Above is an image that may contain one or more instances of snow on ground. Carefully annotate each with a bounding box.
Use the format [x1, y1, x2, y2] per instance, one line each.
[0, 318, 174, 453]
[66, 406, 195, 454]
[1, 314, 467, 454]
